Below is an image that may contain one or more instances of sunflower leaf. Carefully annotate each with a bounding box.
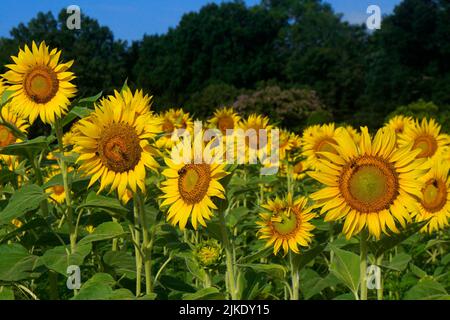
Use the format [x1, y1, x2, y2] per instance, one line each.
[329, 245, 360, 297]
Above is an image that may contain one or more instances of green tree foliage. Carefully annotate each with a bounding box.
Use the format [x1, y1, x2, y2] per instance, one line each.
[0, 10, 128, 97]
[233, 86, 330, 131]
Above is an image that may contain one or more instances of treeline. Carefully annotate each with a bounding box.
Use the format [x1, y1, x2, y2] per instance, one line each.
[0, 0, 449, 129]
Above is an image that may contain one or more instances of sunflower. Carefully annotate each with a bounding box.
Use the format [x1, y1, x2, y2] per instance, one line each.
[309, 127, 429, 239]
[257, 194, 315, 255]
[282, 159, 309, 180]
[73, 89, 160, 201]
[160, 134, 228, 230]
[156, 108, 193, 150]
[45, 170, 67, 204]
[415, 160, 450, 234]
[385, 115, 414, 136]
[302, 123, 340, 169]
[2, 41, 77, 124]
[0, 104, 29, 170]
[277, 129, 295, 160]
[208, 107, 240, 135]
[195, 239, 222, 267]
[343, 125, 361, 144]
[398, 118, 450, 161]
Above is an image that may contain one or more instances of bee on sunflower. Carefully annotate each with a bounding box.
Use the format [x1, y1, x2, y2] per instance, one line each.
[257, 194, 315, 255]
[398, 118, 450, 161]
[160, 134, 228, 230]
[2, 41, 77, 124]
[72, 88, 161, 202]
[309, 127, 430, 239]
[156, 108, 193, 150]
[415, 159, 450, 234]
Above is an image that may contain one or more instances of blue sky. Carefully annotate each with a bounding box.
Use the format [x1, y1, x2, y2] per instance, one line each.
[0, 0, 402, 42]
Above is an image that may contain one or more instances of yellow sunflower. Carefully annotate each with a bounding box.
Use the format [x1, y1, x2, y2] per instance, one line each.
[385, 115, 414, 136]
[398, 118, 450, 161]
[343, 125, 361, 144]
[257, 194, 315, 255]
[156, 108, 194, 150]
[2, 41, 77, 124]
[160, 134, 228, 230]
[208, 107, 240, 135]
[309, 127, 429, 239]
[45, 170, 67, 204]
[415, 159, 450, 234]
[0, 105, 29, 170]
[302, 123, 340, 169]
[282, 159, 309, 180]
[73, 89, 160, 201]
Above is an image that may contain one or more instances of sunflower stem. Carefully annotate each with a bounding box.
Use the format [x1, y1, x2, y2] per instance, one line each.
[218, 209, 238, 300]
[136, 191, 153, 295]
[289, 252, 300, 300]
[376, 254, 384, 300]
[133, 199, 142, 297]
[360, 229, 368, 300]
[55, 119, 77, 254]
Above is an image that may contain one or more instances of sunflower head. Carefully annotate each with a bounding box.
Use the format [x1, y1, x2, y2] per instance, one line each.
[282, 159, 309, 180]
[208, 107, 240, 135]
[160, 134, 228, 230]
[257, 194, 315, 255]
[156, 108, 193, 150]
[385, 115, 414, 136]
[73, 89, 160, 200]
[309, 126, 429, 239]
[398, 118, 450, 160]
[2, 41, 77, 124]
[416, 159, 450, 234]
[195, 239, 222, 268]
[302, 123, 339, 169]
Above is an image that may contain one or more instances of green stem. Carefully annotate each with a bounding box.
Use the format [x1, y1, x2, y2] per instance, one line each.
[29, 153, 49, 217]
[289, 252, 300, 300]
[376, 254, 384, 300]
[54, 120, 77, 253]
[218, 210, 238, 300]
[136, 191, 153, 295]
[132, 200, 142, 297]
[360, 229, 368, 300]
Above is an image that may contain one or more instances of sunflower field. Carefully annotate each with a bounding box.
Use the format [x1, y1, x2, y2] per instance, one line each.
[0, 41, 449, 301]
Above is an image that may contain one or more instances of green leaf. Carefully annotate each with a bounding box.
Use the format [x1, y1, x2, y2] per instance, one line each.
[0, 90, 13, 106]
[103, 250, 136, 279]
[237, 246, 272, 264]
[71, 273, 116, 300]
[78, 221, 125, 245]
[0, 136, 53, 157]
[185, 257, 208, 283]
[0, 184, 46, 225]
[109, 288, 135, 300]
[368, 221, 428, 257]
[79, 91, 103, 104]
[159, 275, 196, 293]
[329, 245, 360, 296]
[292, 243, 326, 270]
[410, 264, 428, 279]
[78, 192, 128, 215]
[0, 287, 14, 300]
[182, 287, 225, 300]
[0, 244, 39, 281]
[62, 106, 93, 127]
[384, 253, 411, 272]
[237, 263, 287, 278]
[404, 279, 448, 300]
[41, 243, 92, 276]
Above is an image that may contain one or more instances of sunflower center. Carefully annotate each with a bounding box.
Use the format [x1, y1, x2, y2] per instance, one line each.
[293, 162, 303, 174]
[52, 185, 65, 195]
[162, 120, 175, 135]
[315, 137, 338, 156]
[98, 123, 142, 173]
[272, 209, 298, 235]
[218, 116, 234, 134]
[413, 134, 437, 158]
[340, 155, 399, 213]
[178, 164, 211, 204]
[421, 179, 447, 213]
[0, 125, 16, 147]
[23, 66, 59, 103]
